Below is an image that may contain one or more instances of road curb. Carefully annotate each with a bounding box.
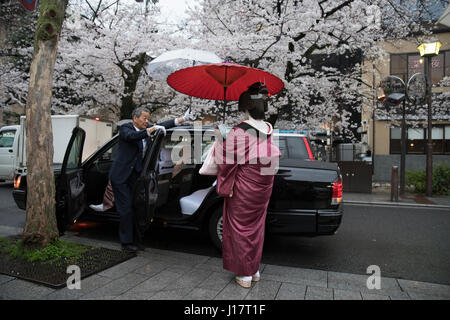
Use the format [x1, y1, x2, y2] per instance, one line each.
[343, 200, 450, 209]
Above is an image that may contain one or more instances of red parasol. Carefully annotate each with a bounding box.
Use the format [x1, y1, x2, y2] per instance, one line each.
[167, 62, 284, 122]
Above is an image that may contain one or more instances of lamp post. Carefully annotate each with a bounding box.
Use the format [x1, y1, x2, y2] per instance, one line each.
[377, 72, 427, 196]
[418, 41, 442, 197]
[377, 79, 407, 195]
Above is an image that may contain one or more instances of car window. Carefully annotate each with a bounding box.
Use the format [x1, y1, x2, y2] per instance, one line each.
[161, 133, 192, 164]
[201, 132, 215, 162]
[66, 131, 83, 170]
[0, 130, 16, 148]
[277, 136, 310, 160]
[286, 137, 310, 160]
[278, 138, 289, 160]
[95, 141, 118, 163]
[162, 131, 216, 164]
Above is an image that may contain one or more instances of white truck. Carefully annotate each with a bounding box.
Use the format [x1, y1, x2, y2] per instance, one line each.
[0, 115, 113, 181]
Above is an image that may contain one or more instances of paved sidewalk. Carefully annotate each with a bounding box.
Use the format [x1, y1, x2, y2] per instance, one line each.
[0, 226, 449, 300]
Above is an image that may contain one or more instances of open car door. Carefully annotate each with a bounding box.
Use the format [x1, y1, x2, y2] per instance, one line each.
[133, 129, 165, 233]
[56, 127, 86, 232]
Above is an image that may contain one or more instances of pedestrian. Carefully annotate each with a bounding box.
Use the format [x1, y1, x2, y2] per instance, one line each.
[109, 107, 193, 253]
[215, 82, 281, 288]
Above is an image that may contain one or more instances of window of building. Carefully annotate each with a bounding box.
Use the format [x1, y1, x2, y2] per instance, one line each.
[408, 55, 424, 80]
[390, 125, 450, 155]
[446, 126, 450, 154]
[391, 54, 407, 82]
[390, 51, 449, 85]
[407, 128, 425, 154]
[390, 127, 401, 154]
[446, 52, 450, 77]
[426, 126, 446, 154]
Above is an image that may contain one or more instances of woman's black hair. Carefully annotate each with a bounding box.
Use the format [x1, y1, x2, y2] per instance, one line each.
[238, 82, 268, 120]
[248, 103, 265, 120]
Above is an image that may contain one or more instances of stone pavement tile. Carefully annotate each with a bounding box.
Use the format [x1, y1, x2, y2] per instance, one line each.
[261, 265, 327, 288]
[98, 256, 149, 279]
[165, 264, 197, 276]
[195, 257, 225, 273]
[62, 234, 121, 251]
[195, 257, 266, 275]
[133, 259, 171, 277]
[327, 271, 403, 296]
[148, 287, 192, 300]
[275, 283, 306, 300]
[141, 249, 209, 266]
[0, 274, 15, 286]
[127, 270, 182, 294]
[183, 287, 222, 300]
[397, 279, 450, 300]
[45, 274, 112, 300]
[164, 269, 213, 291]
[245, 280, 282, 300]
[0, 279, 55, 300]
[79, 272, 149, 299]
[361, 292, 390, 300]
[388, 291, 411, 300]
[81, 295, 118, 300]
[115, 290, 157, 300]
[214, 280, 251, 300]
[305, 286, 333, 300]
[333, 289, 362, 300]
[197, 271, 233, 291]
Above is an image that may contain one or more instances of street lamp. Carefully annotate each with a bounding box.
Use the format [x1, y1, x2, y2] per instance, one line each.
[418, 41, 442, 197]
[377, 73, 426, 196]
[377, 77, 407, 195]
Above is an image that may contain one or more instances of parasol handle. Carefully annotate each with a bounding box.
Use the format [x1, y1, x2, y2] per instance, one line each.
[223, 86, 227, 123]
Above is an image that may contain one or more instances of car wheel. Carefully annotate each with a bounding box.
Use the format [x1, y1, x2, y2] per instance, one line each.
[208, 205, 223, 251]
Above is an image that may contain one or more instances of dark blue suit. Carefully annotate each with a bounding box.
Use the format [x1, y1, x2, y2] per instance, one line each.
[109, 120, 175, 244]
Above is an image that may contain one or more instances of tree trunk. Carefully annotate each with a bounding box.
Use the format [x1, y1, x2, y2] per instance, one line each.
[120, 52, 148, 119]
[22, 0, 68, 248]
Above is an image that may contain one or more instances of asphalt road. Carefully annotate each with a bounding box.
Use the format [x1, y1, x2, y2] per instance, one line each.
[1, 182, 449, 285]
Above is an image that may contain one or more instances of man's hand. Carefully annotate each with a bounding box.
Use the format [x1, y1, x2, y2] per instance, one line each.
[175, 109, 195, 126]
[183, 109, 195, 122]
[150, 125, 166, 136]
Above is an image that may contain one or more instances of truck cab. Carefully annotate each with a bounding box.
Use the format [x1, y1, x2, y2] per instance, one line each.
[0, 125, 20, 181]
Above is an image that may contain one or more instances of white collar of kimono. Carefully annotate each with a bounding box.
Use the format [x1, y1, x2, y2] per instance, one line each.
[244, 116, 273, 135]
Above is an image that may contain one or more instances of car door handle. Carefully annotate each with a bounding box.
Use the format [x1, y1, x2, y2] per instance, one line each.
[8, 149, 13, 153]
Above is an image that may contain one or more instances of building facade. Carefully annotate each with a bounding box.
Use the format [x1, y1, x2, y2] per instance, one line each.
[362, 30, 450, 182]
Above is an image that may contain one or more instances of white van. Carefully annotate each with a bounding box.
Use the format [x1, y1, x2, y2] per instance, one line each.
[0, 125, 20, 181]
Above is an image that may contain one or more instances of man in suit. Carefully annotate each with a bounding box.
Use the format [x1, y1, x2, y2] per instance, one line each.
[109, 107, 193, 252]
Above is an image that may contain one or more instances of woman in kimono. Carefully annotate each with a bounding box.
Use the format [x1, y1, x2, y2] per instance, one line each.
[215, 83, 281, 288]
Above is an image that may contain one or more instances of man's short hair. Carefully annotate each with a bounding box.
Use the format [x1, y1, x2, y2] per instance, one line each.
[132, 107, 150, 119]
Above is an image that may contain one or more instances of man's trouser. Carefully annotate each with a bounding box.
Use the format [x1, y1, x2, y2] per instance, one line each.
[111, 171, 142, 245]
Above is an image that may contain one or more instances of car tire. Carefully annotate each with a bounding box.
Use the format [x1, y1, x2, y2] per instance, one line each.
[208, 204, 223, 252]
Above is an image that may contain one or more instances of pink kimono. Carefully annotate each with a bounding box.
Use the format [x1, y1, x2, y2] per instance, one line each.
[215, 121, 281, 276]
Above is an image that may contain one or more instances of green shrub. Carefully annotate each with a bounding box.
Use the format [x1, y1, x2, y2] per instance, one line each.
[432, 162, 450, 195]
[406, 161, 450, 196]
[406, 168, 426, 193]
[2, 238, 91, 263]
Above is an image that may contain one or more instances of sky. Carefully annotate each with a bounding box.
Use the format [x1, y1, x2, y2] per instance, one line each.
[158, 0, 194, 23]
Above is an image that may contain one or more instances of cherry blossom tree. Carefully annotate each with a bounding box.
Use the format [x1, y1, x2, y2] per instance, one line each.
[1, 0, 448, 129]
[1, 0, 204, 122]
[183, 0, 449, 139]
[22, 0, 69, 248]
